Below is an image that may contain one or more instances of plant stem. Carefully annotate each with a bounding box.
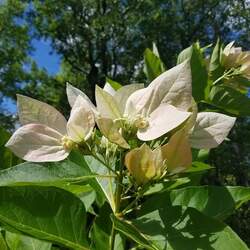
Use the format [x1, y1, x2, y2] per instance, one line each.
[110, 150, 124, 250]
[212, 68, 235, 86]
[122, 183, 150, 215]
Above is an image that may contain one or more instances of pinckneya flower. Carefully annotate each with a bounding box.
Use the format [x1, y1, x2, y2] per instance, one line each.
[222, 41, 250, 79]
[124, 61, 192, 141]
[124, 103, 236, 185]
[67, 61, 193, 147]
[125, 129, 192, 185]
[5, 95, 95, 162]
[66, 82, 144, 149]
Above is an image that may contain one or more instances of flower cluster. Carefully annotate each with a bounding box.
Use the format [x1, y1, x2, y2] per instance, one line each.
[222, 42, 250, 79]
[6, 61, 236, 185]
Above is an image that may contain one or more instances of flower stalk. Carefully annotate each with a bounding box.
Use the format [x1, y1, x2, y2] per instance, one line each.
[110, 150, 125, 249]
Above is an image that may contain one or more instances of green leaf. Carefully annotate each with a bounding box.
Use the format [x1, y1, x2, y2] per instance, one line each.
[0, 186, 89, 250]
[0, 231, 8, 250]
[209, 85, 250, 116]
[106, 77, 122, 90]
[80, 190, 96, 212]
[209, 39, 224, 80]
[185, 161, 214, 173]
[90, 204, 112, 250]
[85, 156, 116, 211]
[68, 151, 107, 207]
[0, 157, 95, 187]
[144, 178, 190, 196]
[112, 215, 156, 250]
[144, 47, 165, 82]
[0, 127, 22, 169]
[114, 193, 249, 250]
[90, 203, 124, 250]
[170, 186, 250, 219]
[177, 43, 208, 101]
[5, 231, 52, 250]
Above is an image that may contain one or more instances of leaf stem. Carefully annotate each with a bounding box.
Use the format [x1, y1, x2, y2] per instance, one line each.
[110, 150, 124, 250]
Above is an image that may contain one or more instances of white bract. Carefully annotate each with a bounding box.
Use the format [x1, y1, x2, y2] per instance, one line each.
[222, 41, 250, 79]
[6, 95, 95, 162]
[189, 112, 236, 149]
[67, 61, 236, 150]
[7, 58, 236, 164]
[67, 61, 194, 146]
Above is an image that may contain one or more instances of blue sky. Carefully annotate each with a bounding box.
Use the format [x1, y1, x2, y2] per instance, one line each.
[31, 39, 61, 75]
[2, 39, 61, 114]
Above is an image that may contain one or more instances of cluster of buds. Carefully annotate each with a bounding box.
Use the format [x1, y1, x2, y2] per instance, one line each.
[6, 61, 236, 185]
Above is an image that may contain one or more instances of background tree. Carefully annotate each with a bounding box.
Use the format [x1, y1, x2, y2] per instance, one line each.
[1, 0, 250, 110]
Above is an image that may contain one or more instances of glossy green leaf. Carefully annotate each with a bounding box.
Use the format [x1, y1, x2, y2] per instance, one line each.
[112, 215, 156, 250]
[90, 203, 124, 250]
[85, 156, 116, 211]
[68, 151, 107, 207]
[0, 231, 7, 250]
[0, 186, 89, 250]
[177, 43, 208, 101]
[144, 47, 165, 82]
[106, 77, 122, 90]
[209, 85, 250, 116]
[170, 186, 250, 219]
[0, 157, 95, 187]
[209, 39, 224, 80]
[0, 127, 22, 169]
[114, 193, 248, 250]
[5, 231, 52, 250]
[80, 190, 96, 212]
[144, 178, 190, 196]
[185, 161, 213, 173]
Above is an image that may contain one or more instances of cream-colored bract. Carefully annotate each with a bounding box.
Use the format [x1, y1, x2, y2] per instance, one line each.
[123, 61, 192, 140]
[67, 62, 192, 145]
[189, 112, 236, 149]
[96, 117, 130, 149]
[137, 103, 190, 141]
[222, 42, 250, 79]
[67, 82, 144, 148]
[17, 94, 67, 134]
[125, 144, 162, 185]
[66, 82, 97, 112]
[125, 129, 192, 185]
[66, 61, 236, 149]
[6, 95, 95, 162]
[6, 124, 68, 162]
[162, 129, 192, 173]
[125, 60, 193, 115]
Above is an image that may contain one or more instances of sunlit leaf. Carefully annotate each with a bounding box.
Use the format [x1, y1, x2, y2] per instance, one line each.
[170, 186, 250, 219]
[0, 186, 89, 250]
